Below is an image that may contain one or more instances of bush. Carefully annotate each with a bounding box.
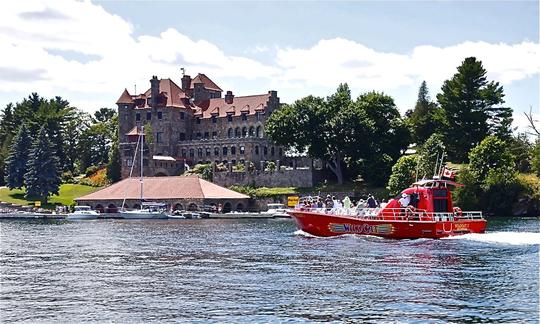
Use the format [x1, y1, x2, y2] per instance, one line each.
[85, 165, 100, 177]
[61, 171, 75, 184]
[531, 139, 540, 177]
[79, 167, 110, 187]
[185, 163, 212, 181]
[233, 163, 245, 172]
[265, 161, 276, 172]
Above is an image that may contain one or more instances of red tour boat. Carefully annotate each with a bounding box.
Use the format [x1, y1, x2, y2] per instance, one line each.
[289, 179, 486, 239]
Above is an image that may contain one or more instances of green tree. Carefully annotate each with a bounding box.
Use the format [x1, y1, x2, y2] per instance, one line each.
[387, 155, 418, 196]
[531, 139, 540, 177]
[416, 133, 446, 179]
[106, 142, 122, 183]
[4, 124, 32, 189]
[266, 85, 365, 184]
[408, 81, 444, 143]
[0, 104, 17, 185]
[453, 166, 481, 211]
[437, 57, 512, 162]
[507, 133, 532, 173]
[24, 127, 61, 201]
[469, 136, 515, 183]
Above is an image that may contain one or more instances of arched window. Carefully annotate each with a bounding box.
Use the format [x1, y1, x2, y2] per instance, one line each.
[263, 146, 268, 155]
[255, 146, 259, 155]
[231, 146, 236, 155]
[214, 147, 220, 156]
[198, 148, 203, 157]
[223, 147, 228, 156]
[235, 127, 241, 138]
[242, 127, 247, 137]
[249, 126, 255, 137]
[228, 128, 233, 138]
[279, 148, 283, 156]
[271, 147, 275, 156]
[256, 126, 262, 138]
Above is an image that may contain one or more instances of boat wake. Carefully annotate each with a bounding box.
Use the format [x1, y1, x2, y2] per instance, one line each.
[444, 232, 540, 245]
[293, 230, 384, 240]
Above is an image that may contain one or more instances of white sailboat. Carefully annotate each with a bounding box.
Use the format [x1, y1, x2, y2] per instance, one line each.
[119, 126, 168, 219]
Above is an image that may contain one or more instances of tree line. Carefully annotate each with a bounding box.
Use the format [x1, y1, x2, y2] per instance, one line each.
[266, 56, 539, 215]
[0, 93, 120, 201]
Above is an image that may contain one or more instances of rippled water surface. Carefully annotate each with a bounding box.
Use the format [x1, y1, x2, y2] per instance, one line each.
[1, 217, 539, 323]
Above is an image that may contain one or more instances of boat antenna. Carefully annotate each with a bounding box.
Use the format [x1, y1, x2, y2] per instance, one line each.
[438, 151, 446, 177]
[415, 153, 421, 182]
[140, 125, 144, 207]
[433, 152, 440, 178]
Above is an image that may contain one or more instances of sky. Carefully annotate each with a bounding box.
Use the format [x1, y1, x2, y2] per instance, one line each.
[0, 0, 538, 133]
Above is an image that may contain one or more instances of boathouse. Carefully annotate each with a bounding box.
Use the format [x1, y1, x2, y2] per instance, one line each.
[75, 176, 249, 213]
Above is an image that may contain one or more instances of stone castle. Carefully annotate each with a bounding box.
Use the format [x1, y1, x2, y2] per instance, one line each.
[116, 73, 287, 180]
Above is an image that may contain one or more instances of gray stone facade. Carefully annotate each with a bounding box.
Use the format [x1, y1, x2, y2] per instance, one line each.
[213, 168, 314, 188]
[116, 73, 285, 180]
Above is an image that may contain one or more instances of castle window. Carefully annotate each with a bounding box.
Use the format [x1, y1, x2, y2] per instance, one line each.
[212, 131, 217, 139]
[212, 116, 217, 124]
[182, 149, 187, 157]
[179, 133, 186, 141]
[255, 112, 260, 121]
[126, 158, 133, 167]
[242, 127, 247, 137]
[214, 147, 219, 156]
[180, 112, 185, 120]
[231, 146, 236, 155]
[228, 128, 233, 138]
[241, 113, 247, 121]
[227, 114, 233, 123]
[263, 146, 268, 155]
[136, 113, 140, 121]
[198, 148, 203, 157]
[255, 146, 259, 155]
[196, 132, 202, 140]
[146, 112, 151, 120]
[223, 147, 228, 156]
[240, 146, 245, 155]
[256, 126, 262, 138]
[279, 148, 283, 156]
[189, 149, 194, 157]
[271, 146, 275, 156]
[196, 117, 201, 124]
[235, 127, 241, 138]
[249, 126, 255, 137]
[156, 132, 163, 143]
[206, 148, 211, 157]
[157, 111, 163, 120]
[204, 132, 209, 139]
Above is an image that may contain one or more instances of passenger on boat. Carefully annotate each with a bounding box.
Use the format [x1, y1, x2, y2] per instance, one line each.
[367, 195, 377, 208]
[398, 193, 410, 207]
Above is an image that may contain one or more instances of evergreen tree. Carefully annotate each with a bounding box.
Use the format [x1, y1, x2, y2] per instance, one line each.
[24, 127, 61, 202]
[4, 124, 32, 189]
[106, 142, 122, 183]
[437, 57, 512, 162]
[408, 81, 444, 143]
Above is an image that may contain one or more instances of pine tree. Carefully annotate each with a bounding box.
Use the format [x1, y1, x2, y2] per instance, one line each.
[437, 57, 512, 162]
[24, 127, 61, 202]
[106, 142, 122, 183]
[4, 124, 32, 189]
[408, 81, 444, 144]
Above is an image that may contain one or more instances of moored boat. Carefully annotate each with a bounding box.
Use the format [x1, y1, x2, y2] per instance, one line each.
[67, 206, 99, 220]
[289, 179, 487, 239]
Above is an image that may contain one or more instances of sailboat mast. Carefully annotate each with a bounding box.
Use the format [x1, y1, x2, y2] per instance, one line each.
[140, 126, 144, 206]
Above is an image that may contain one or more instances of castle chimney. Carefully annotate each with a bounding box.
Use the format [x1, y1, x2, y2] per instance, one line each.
[181, 74, 191, 91]
[150, 76, 160, 107]
[225, 90, 234, 104]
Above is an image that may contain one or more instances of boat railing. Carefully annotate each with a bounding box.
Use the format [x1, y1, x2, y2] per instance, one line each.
[295, 207, 483, 221]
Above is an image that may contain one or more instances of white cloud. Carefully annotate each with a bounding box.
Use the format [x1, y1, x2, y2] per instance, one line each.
[0, 0, 538, 130]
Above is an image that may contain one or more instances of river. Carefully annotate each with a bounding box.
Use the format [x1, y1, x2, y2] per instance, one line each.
[0, 217, 538, 323]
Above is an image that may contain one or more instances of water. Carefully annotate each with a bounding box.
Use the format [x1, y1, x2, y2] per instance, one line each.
[1, 217, 538, 323]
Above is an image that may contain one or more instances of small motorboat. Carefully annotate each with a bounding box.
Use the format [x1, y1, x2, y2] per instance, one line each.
[289, 178, 487, 239]
[262, 203, 291, 218]
[67, 206, 99, 220]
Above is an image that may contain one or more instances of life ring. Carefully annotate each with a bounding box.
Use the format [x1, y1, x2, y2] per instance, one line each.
[453, 207, 462, 218]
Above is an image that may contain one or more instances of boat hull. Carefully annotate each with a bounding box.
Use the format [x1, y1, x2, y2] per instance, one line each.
[289, 211, 487, 239]
[119, 211, 168, 219]
[67, 213, 99, 220]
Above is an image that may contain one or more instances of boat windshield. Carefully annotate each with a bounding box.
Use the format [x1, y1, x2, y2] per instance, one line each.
[74, 206, 91, 211]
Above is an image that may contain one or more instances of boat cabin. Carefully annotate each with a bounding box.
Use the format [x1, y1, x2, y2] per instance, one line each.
[382, 179, 462, 214]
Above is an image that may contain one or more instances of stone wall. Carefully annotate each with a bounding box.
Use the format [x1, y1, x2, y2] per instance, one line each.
[213, 168, 314, 188]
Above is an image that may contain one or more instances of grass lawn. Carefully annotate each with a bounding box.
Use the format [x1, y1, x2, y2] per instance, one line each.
[0, 184, 102, 209]
[235, 181, 389, 198]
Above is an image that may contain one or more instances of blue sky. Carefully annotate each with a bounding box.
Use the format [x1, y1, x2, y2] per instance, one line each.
[1, 1, 538, 132]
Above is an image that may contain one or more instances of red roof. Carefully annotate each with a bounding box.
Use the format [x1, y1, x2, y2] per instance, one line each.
[193, 94, 270, 119]
[76, 176, 249, 201]
[142, 79, 189, 108]
[190, 73, 222, 92]
[116, 89, 133, 104]
[125, 126, 144, 136]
